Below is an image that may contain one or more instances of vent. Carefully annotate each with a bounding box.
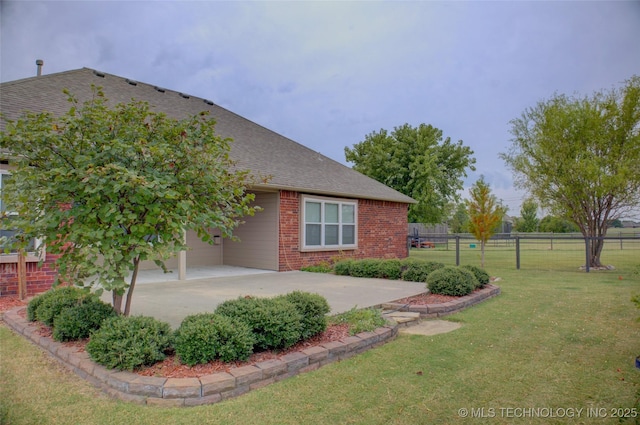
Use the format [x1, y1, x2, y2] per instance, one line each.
[203, 99, 214, 105]
[154, 86, 166, 93]
[93, 70, 105, 78]
[179, 93, 190, 99]
[126, 79, 138, 86]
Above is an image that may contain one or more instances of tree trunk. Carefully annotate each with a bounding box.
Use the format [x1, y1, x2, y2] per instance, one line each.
[480, 240, 485, 268]
[17, 249, 27, 301]
[112, 292, 123, 315]
[123, 257, 140, 317]
[589, 237, 604, 268]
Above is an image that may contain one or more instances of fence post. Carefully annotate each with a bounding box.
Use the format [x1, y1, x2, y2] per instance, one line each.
[584, 237, 590, 273]
[515, 236, 520, 270]
[455, 235, 460, 266]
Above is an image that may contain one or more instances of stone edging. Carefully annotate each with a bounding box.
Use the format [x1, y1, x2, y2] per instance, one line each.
[2, 308, 398, 407]
[379, 284, 501, 318]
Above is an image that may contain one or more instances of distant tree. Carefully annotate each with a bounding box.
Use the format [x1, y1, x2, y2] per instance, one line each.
[0, 87, 260, 316]
[513, 198, 539, 232]
[608, 219, 623, 228]
[449, 202, 470, 233]
[539, 216, 580, 233]
[345, 123, 476, 224]
[501, 76, 640, 267]
[466, 176, 507, 267]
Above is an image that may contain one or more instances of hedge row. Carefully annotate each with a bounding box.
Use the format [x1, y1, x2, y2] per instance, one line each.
[332, 258, 490, 297]
[27, 287, 331, 371]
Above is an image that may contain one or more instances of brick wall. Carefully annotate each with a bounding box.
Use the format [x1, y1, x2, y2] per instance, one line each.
[0, 254, 59, 297]
[278, 191, 410, 271]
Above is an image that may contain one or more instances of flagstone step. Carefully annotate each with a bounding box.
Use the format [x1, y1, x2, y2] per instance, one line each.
[382, 310, 421, 324]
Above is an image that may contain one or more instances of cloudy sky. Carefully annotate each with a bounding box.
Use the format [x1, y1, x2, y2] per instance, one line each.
[2, 1, 639, 216]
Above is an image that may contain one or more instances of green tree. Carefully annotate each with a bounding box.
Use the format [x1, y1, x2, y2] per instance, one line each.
[345, 123, 475, 224]
[513, 198, 539, 232]
[501, 76, 640, 268]
[449, 202, 470, 233]
[467, 176, 507, 267]
[1, 87, 260, 315]
[538, 216, 580, 233]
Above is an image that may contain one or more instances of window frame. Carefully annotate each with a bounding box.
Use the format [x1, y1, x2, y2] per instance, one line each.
[0, 169, 44, 263]
[300, 195, 358, 251]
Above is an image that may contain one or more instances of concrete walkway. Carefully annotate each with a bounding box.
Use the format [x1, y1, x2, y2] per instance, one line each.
[105, 270, 427, 329]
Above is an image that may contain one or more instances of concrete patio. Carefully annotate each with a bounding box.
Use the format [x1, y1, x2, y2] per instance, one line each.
[105, 267, 428, 329]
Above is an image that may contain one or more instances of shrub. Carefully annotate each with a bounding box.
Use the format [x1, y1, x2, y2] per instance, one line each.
[300, 261, 333, 273]
[461, 264, 490, 288]
[215, 296, 302, 351]
[401, 260, 445, 282]
[174, 313, 255, 365]
[35, 286, 95, 327]
[330, 307, 388, 335]
[333, 260, 352, 276]
[378, 259, 403, 280]
[349, 259, 381, 278]
[52, 299, 117, 342]
[427, 266, 478, 296]
[281, 291, 331, 339]
[27, 293, 46, 322]
[86, 315, 173, 371]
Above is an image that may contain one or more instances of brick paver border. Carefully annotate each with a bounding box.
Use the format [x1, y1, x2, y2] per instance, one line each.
[2, 284, 499, 407]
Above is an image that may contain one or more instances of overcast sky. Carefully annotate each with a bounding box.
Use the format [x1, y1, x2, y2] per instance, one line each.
[2, 1, 639, 217]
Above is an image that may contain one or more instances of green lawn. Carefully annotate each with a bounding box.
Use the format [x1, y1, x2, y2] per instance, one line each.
[2, 257, 639, 424]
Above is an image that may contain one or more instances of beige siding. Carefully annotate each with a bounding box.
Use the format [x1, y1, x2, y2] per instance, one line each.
[223, 191, 278, 270]
[138, 229, 222, 271]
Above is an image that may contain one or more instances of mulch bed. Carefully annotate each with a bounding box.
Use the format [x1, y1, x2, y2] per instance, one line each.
[1, 286, 485, 379]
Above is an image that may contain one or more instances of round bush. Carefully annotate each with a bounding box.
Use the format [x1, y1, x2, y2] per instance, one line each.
[35, 286, 95, 327]
[378, 259, 403, 280]
[27, 293, 46, 322]
[333, 260, 352, 276]
[281, 291, 330, 339]
[215, 296, 302, 351]
[52, 299, 117, 342]
[174, 313, 255, 366]
[86, 315, 173, 371]
[401, 261, 445, 282]
[426, 266, 478, 296]
[461, 265, 490, 288]
[349, 259, 381, 278]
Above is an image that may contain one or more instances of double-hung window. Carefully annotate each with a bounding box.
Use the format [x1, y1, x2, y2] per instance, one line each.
[302, 196, 357, 250]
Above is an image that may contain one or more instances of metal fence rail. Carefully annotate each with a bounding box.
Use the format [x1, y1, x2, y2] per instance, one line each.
[407, 233, 640, 272]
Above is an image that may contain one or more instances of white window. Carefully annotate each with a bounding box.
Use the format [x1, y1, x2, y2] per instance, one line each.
[0, 170, 41, 262]
[302, 196, 357, 250]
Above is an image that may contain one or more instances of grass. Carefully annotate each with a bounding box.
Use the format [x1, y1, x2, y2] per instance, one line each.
[2, 254, 639, 424]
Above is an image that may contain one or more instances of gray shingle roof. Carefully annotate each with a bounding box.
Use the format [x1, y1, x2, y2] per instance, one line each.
[0, 68, 415, 204]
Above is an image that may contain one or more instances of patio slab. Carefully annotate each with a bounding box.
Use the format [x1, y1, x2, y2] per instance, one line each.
[103, 270, 427, 329]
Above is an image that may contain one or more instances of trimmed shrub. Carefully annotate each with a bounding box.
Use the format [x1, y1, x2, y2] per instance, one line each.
[35, 286, 95, 327]
[349, 259, 381, 278]
[86, 315, 173, 371]
[378, 259, 403, 280]
[401, 260, 445, 282]
[426, 266, 478, 296]
[333, 260, 352, 276]
[281, 291, 331, 339]
[174, 313, 255, 365]
[27, 293, 46, 322]
[215, 296, 303, 351]
[461, 265, 490, 288]
[52, 299, 117, 342]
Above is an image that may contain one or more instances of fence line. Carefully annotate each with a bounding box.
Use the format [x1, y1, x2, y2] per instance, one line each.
[407, 233, 640, 272]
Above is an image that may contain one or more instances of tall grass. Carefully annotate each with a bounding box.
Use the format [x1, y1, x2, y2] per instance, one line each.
[1, 251, 639, 424]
